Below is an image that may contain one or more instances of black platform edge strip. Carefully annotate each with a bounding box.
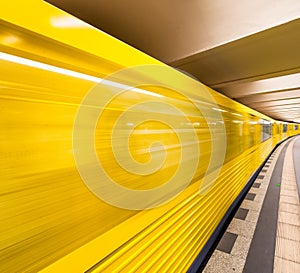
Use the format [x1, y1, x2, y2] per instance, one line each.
[187, 135, 300, 273]
[293, 136, 300, 201]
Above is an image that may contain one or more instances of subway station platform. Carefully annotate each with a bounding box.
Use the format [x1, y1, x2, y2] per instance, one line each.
[203, 135, 300, 273]
[1, 2, 300, 272]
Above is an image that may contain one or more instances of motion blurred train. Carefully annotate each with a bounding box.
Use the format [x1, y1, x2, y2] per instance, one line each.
[1, 1, 299, 272]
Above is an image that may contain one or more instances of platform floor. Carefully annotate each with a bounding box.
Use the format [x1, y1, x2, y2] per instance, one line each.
[203, 135, 300, 273]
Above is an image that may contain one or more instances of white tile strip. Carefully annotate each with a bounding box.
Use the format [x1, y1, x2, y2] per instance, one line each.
[274, 138, 300, 273]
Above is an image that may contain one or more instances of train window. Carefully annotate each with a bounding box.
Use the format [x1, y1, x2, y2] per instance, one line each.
[295, 124, 299, 130]
[283, 124, 287, 133]
[261, 120, 272, 142]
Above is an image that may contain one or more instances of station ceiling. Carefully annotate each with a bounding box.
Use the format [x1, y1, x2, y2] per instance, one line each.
[47, 0, 300, 122]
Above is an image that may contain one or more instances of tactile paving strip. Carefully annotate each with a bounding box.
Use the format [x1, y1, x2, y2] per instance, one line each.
[203, 141, 286, 273]
[274, 137, 300, 273]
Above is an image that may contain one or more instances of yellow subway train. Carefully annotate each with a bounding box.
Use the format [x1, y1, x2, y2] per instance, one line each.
[1, 1, 299, 272]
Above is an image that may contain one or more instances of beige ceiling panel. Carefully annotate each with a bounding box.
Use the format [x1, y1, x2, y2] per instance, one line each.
[46, 0, 300, 63]
[239, 89, 300, 104]
[248, 98, 300, 108]
[252, 103, 300, 120]
[256, 105, 300, 112]
[174, 19, 300, 87]
[263, 108, 300, 116]
[217, 73, 300, 99]
[45, 0, 300, 121]
[266, 109, 298, 113]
